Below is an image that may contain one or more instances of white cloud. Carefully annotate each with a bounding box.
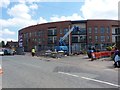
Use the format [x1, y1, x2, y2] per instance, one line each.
[17, 0, 83, 3]
[7, 4, 31, 19]
[1, 3, 38, 29]
[38, 17, 47, 23]
[0, 0, 10, 8]
[0, 17, 37, 28]
[81, 0, 119, 19]
[50, 13, 84, 22]
[18, 0, 43, 4]
[0, 29, 15, 36]
[0, 29, 16, 43]
[29, 4, 38, 10]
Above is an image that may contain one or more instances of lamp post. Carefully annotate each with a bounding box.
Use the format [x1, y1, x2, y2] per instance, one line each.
[69, 24, 71, 55]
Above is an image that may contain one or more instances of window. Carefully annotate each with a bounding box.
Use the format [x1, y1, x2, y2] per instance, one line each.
[29, 32, 31, 37]
[54, 29, 57, 35]
[72, 37, 78, 43]
[32, 32, 34, 36]
[32, 38, 34, 41]
[106, 36, 110, 42]
[88, 27, 92, 33]
[79, 36, 86, 42]
[38, 31, 43, 36]
[100, 26, 105, 33]
[60, 29, 62, 34]
[48, 28, 57, 35]
[64, 28, 68, 34]
[24, 33, 28, 38]
[38, 31, 40, 36]
[35, 32, 37, 36]
[34, 38, 36, 42]
[72, 28, 86, 35]
[88, 36, 92, 42]
[115, 28, 120, 34]
[116, 36, 120, 42]
[106, 27, 110, 33]
[101, 36, 105, 42]
[95, 36, 98, 42]
[48, 36, 57, 43]
[94, 26, 98, 33]
[38, 38, 41, 43]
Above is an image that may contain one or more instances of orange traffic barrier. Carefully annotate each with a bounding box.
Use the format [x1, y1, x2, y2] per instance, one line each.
[95, 52, 101, 59]
[91, 51, 113, 60]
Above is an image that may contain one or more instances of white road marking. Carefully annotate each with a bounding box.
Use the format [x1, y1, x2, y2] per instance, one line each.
[58, 72, 120, 87]
[81, 76, 120, 87]
[58, 72, 79, 77]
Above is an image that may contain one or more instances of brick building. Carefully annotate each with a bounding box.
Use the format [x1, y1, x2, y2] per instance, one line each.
[18, 20, 119, 52]
[6, 41, 18, 50]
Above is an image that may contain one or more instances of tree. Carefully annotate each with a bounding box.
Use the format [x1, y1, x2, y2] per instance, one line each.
[0, 41, 5, 47]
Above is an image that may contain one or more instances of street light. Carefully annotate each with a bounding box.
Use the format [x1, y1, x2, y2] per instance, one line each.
[69, 25, 71, 55]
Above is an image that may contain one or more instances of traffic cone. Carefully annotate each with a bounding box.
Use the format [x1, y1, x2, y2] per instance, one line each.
[0, 65, 3, 75]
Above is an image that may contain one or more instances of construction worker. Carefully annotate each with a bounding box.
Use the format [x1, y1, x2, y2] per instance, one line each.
[31, 48, 35, 57]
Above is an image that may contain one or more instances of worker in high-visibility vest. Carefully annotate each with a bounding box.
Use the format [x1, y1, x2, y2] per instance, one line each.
[31, 48, 35, 57]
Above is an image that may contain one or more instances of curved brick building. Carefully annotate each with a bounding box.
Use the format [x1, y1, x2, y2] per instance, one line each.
[18, 20, 119, 52]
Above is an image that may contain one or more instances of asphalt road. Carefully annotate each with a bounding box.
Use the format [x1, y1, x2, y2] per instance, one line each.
[1, 55, 120, 88]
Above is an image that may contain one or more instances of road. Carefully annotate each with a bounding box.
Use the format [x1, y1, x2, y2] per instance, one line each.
[1, 55, 120, 88]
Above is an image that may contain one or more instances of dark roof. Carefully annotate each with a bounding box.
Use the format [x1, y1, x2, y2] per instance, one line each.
[71, 20, 87, 24]
[87, 19, 118, 21]
[19, 20, 71, 31]
[6, 41, 18, 47]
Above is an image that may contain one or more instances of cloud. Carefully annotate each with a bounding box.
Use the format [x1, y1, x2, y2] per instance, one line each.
[0, 17, 37, 29]
[18, 0, 43, 4]
[0, 29, 15, 36]
[38, 17, 47, 23]
[0, 0, 10, 8]
[50, 13, 84, 22]
[17, 0, 84, 3]
[0, 28, 16, 42]
[81, 0, 119, 19]
[1, 3, 38, 29]
[29, 4, 38, 10]
[7, 3, 31, 19]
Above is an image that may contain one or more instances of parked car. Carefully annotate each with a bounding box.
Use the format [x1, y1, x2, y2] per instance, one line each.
[0, 49, 4, 56]
[4, 48, 14, 55]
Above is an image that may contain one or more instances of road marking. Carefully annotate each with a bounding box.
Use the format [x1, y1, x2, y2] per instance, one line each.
[58, 72, 120, 87]
[58, 72, 79, 77]
[81, 77, 120, 87]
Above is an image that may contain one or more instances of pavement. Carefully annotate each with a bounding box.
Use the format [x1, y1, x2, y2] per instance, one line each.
[34, 54, 116, 69]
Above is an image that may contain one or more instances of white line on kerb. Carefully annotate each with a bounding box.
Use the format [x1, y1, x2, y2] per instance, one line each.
[58, 72, 120, 87]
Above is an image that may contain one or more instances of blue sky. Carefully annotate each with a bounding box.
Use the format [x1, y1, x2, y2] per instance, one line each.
[0, 0, 119, 43]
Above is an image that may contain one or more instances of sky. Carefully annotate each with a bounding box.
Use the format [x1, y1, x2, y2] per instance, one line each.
[0, 0, 119, 43]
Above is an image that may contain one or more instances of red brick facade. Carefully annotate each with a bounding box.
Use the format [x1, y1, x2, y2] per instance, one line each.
[86, 20, 118, 49]
[19, 20, 118, 52]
